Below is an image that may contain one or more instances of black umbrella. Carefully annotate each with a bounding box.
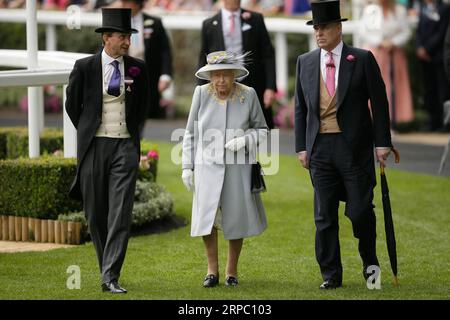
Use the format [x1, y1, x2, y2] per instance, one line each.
[380, 147, 400, 286]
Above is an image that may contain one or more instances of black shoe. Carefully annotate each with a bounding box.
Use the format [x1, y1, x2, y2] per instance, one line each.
[319, 279, 342, 290]
[101, 281, 127, 294]
[225, 276, 238, 287]
[203, 274, 219, 288]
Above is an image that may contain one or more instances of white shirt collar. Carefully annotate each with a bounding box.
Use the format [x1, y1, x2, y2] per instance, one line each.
[321, 41, 343, 60]
[221, 8, 241, 19]
[102, 49, 124, 66]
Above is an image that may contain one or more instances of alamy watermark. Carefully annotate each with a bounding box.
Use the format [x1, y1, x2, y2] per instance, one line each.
[170, 126, 279, 175]
[66, 265, 81, 289]
[366, 265, 381, 290]
[66, 5, 81, 30]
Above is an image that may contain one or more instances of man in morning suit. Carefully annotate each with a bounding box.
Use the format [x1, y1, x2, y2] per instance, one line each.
[122, 0, 173, 120]
[198, 0, 277, 129]
[294, 0, 393, 289]
[65, 8, 150, 293]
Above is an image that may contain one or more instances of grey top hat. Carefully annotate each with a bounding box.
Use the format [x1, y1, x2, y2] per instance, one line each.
[306, 0, 348, 26]
[95, 8, 138, 34]
[195, 51, 250, 81]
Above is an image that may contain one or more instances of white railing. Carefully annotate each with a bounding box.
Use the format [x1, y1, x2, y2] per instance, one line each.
[0, 49, 89, 157]
[0, 8, 366, 102]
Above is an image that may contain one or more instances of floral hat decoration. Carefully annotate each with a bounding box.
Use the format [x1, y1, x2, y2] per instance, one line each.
[195, 51, 251, 81]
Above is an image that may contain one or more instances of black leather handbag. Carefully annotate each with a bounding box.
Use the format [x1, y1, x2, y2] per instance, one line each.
[251, 162, 266, 193]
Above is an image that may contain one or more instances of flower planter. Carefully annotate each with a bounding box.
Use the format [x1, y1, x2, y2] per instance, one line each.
[0, 215, 81, 245]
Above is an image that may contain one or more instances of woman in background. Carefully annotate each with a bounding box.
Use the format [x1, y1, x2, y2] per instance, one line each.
[359, 0, 414, 129]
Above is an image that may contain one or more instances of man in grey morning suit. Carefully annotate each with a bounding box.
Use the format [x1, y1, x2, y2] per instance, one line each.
[65, 8, 150, 293]
[294, 1, 393, 290]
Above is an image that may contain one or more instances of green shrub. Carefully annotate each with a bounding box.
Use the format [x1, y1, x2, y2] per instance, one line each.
[0, 128, 9, 159]
[0, 127, 64, 159]
[7, 128, 63, 159]
[0, 157, 81, 219]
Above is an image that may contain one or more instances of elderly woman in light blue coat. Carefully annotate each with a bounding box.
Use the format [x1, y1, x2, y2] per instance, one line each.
[182, 51, 268, 288]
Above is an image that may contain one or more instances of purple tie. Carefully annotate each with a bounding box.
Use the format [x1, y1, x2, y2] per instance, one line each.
[107, 60, 121, 97]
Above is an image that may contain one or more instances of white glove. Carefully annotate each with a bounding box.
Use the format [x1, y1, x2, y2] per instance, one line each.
[224, 136, 246, 152]
[182, 169, 194, 191]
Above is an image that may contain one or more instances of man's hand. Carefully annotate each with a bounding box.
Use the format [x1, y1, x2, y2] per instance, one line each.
[263, 89, 276, 109]
[182, 169, 194, 191]
[376, 148, 391, 168]
[158, 79, 171, 93]
[224, 137, 246, 152]
[416, 47, 431, 62]
[298, 151, 309, 169]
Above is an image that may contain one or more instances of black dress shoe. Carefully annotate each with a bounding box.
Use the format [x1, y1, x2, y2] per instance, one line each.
[225, 276, 238, 287]
[203, 274, 219, 288]
[319, 279, 342, 290]
[102, 281, 127, 294]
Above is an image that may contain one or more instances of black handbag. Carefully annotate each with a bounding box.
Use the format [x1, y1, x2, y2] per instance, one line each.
[251, 162, 266, 193]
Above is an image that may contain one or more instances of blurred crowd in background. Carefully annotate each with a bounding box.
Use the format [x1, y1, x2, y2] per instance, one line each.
[0, 0, 449, 132]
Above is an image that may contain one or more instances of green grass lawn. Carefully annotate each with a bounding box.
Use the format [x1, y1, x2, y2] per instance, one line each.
[0, 141, 449, 300]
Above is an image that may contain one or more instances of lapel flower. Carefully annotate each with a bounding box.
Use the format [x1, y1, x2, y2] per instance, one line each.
[241, 11, 251, 20]
[213, 20, 218, 26]
[346, 54, 356, 62]
[128, 66, 141, 78]
[144, 19, 154, 27]
[240, 95, 245, 104]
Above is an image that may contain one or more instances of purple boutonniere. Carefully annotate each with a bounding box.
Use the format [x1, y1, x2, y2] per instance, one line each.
[128, 66, 141, 78]
[346, 54, 356, 62]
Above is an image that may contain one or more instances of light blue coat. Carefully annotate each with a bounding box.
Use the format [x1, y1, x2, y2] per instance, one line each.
[182, 83, 268, 240]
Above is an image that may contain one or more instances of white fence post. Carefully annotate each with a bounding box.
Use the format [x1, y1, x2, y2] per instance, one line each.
[46, 24, 57, 51]
[26, 0, 40, 158]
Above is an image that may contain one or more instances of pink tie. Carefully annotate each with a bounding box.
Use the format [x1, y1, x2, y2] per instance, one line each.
[326, 52, 336, 97]
[229, 13, 235, 35]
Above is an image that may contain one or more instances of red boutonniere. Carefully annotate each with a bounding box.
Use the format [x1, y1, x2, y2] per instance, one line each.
[346, 54, 356, 62]
[241, 12, 251, 20]
[128, 66, 141, 78]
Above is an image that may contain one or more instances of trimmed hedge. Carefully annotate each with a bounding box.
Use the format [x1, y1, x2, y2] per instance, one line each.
[0, 157, 81, 219]
[0, 127, 63, 159]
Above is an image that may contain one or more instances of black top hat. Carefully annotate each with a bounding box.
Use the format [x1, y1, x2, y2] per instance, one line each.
[95, 8, 138, 34]
[306, 0, 348, 26]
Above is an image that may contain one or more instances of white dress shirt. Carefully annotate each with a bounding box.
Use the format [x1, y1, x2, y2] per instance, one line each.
[102, 49, 124, 95]
[221, 8, 243, 55]
[320, 41, 343, 90]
